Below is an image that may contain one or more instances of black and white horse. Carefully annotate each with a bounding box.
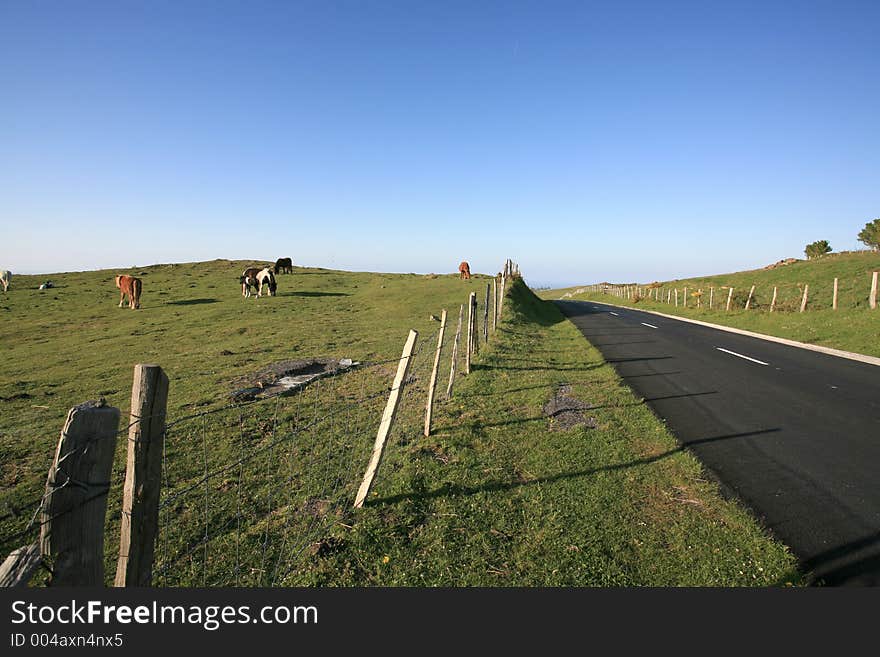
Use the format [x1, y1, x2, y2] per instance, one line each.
[240, 267, 277, 298]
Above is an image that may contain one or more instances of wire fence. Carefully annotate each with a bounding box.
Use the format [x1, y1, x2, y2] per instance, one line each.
[2, 263, 518, 587]
[572, 271, 878, 313]
[1, 319, 459, 586]
[151, 329, 447, 586]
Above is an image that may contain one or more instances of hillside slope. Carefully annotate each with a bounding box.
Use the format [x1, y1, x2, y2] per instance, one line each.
[543, 251, 880, 357]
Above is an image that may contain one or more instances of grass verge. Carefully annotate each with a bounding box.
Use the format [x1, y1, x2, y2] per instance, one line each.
[296, 280, 801, 585]
[542, 251, 880, 357]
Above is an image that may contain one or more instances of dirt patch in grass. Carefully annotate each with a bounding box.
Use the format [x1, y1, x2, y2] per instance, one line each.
[542, 384, 597, 431]
[229, 357, 357, 401]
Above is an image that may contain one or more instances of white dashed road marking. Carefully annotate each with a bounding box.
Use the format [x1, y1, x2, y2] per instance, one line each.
[640, 322, 658, 329]
[609, 312, 619, 316]
[715, 347, 768, 366]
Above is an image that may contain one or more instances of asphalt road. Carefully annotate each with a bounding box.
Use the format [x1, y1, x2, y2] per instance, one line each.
[556, 299, 880, 585]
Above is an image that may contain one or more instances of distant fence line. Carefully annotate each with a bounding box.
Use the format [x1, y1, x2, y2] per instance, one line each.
[561, 270, 879, 313]
[1, 259, 521, 587]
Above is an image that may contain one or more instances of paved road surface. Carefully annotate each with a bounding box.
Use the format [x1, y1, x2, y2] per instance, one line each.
[557, 299, 880, 585]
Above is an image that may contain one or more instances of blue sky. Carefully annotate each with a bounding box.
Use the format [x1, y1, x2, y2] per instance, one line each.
[2, 1, 878, 287]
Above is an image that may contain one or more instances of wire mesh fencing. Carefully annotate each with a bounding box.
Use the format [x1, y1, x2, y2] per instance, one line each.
[151, 325, 449, 586]
[2, 263, 513, 587]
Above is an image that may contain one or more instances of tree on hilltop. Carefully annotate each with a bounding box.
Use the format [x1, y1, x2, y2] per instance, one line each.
[804, 240, 832, 259]
[857, 219, 880, 251]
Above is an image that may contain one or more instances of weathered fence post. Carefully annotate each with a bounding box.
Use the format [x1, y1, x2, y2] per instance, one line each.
[0, 543, 41, 587]
[499, 274, 506, 321]
[832, 278, 839, 310]
[115, 364, 169, 587]
[674, 289, 679, 306]
[726, 287, 734, 311]
[683, 287, 688, 307]
[41, 400, 120, 585]
[745, 285, 756, 310]
[770, 286, 778, 312]
[424, 310, 447, 437]
[667, 289, 671, 304]
[483, 283, 490, 343]
[709, 287, 714, 309]
[492, 277, 497, 331]
[870, 272, 878, 310]
[446, 305, 463, 400]
[354, 329, 418, 508]
[800, 284, 809, 313]
[465, 292, 475, 374]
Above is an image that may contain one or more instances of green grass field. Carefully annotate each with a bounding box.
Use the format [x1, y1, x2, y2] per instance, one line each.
[0, 262, 800, 585]
[543, 250, 880, 357]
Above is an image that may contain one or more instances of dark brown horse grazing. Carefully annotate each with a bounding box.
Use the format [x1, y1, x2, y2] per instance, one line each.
[115, 275, 142, 309]
[274, 257, 293, 274]
[458, 261, 471, 280]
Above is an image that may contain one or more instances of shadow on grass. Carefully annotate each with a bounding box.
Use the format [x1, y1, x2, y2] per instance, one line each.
[474, 363, 604, 373]
[370, 428, 781, 506]
[166, 298, 219, 305]
[283, 291, 351, 297]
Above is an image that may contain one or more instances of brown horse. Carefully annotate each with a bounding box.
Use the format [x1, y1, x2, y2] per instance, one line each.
[115, 275, 142, 309]
[458, 261, 471, 280]
[273, 257, 293, 274]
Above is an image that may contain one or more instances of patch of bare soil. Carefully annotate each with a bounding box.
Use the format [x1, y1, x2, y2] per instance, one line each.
[229, 357, 357, 402]
[542, 384, 597, 432]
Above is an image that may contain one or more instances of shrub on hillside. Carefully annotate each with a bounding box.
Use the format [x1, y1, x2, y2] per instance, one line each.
[857, 219, 880, 251]
[804, 240, 832, 259]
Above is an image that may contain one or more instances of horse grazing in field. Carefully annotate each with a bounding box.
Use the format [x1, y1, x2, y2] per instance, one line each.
[115, 275, 142, 309]
[240, 267, 277, 298]
[0, 270, 10, 293]
[274, 257, 293, 274]
[458, 261, 471, 280]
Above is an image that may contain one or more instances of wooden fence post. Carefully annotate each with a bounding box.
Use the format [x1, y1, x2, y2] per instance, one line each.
[115, 364, 169, 587]
[870, 272, 878, 310]
[483, 284, 490, 343]
[492, 278, 497, 331]
[832, 278, 838, 310]
[683, 288, 688, 307]
[499, 274, 506, 320]
[709, 287, 714, 309]
[800, 284, 809, 313]
[745, 285, 756, 310]
[470, 292, 479, 356]
[770, 287, 778, 312]
[0, 543, 41, 587]
[446, 305, 463, 400]
[465, 292, 475, 374]
[40, 400, 120, 586]
[354, 329, 418, 508]
[674, 289, 678, 306]
[471, 292, 478, 350]
[726, 287, 734, 311]
[424, 310, 447, 437]
[667, 290, 671, 304]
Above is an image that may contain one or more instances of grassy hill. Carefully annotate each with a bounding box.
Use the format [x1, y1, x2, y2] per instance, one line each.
[542, 250, 880, 357]
[0, 261, 800, 585]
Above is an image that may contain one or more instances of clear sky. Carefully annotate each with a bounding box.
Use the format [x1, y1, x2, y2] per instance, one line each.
[2, 1, 878, 287]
